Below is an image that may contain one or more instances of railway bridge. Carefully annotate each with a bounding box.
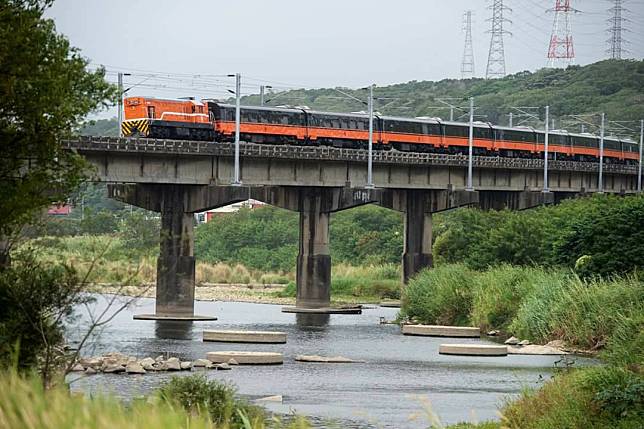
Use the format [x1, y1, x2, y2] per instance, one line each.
[63, 136, 640, 318]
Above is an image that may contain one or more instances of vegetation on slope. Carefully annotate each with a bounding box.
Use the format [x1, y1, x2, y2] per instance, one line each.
[241, 60, 644, 132]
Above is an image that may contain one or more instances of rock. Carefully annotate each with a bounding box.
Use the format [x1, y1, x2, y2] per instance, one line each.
[85, 367, 97, 375]
[504, 336, 520, 345]
[255, 395, 282, 403]
[486, 330, 500, 336]
[155, 355, 165, 362]
[295, 354, 365, 363]
[192, 358, 212, 368]
[228, 358, 239, 365]
[125, 362, 146, 374]
[216, 363, 231, 370]
[165, 357, 181, 371]
[70, 363, 85, 372]
[180, 361, 192, 370]
[139, 357, 156, 370]
[507, 344, 567, 355]
[103, 364, 125, 373]
[79, 357, 102, 368]
[152, 362, 167, 371]
[545, 340, 567, 350]
[518, 339, 531, 346]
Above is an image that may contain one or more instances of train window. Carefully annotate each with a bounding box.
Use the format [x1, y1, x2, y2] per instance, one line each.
[474, 127, 492, 139]
[147, 106, 155, 119]
[445, 124, 468, 138]
[428, 124, 441, 135]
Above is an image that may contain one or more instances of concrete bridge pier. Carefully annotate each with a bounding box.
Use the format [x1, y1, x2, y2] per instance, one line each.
[377, 188, 478, 283]
[402, 195, 434, 284]
[155, 187, 197, 317]
[296, 200, 331, 308]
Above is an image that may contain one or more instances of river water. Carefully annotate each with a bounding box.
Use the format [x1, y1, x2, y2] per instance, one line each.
[70, 294, 592, 428]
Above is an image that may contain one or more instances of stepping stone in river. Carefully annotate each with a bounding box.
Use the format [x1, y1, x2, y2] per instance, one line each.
[402, 324, 481, 338]
[203, 330, 287, 344]
[206, 351, 283, 365]
[295, 354, 365, 363]
[439, 344, 508, 356]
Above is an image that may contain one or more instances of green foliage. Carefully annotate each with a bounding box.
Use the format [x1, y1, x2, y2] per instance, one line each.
[242, 60, 644, 131]
[195, 205, 403, 271]
[0, 250, 89, 373]
[0, 0, 116, 240]
[434, 195, 644, 276]
[401, 264, 475, 326]
[157, 375, 264, 428]
[195, 206, 297, 272]
[79, 208, 120, 235]
[80, 118, 119, 137]
[402, 264, 643, 357]
[553, 195, 644, 277]
[501, 366, 644, 429]
[509, 274, 643, 351]
[118, 211, 160, 257]
[330, 205, 402, 265]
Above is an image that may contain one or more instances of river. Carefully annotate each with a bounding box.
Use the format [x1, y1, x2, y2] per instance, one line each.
[69, 294, 593, 428]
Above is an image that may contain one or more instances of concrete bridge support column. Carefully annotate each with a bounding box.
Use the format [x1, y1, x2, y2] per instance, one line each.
[377, 188, 478, 284]
[156, 187, 196, 316]
[296, 197, 331, 309]
[402, 195, 433, 284]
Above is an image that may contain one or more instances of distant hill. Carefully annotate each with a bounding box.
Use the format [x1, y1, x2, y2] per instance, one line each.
[80, 118, 118, 137]
[241, 59, 644, 137]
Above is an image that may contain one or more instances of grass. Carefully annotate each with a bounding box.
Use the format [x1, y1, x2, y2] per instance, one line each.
[500, 366, 643, 429]
[0, 371, 311, 429]
[274, 263, 402, 303]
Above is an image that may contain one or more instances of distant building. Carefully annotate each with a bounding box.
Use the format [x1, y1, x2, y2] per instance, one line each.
[48, 204, 72, 216]
[199, 199, 265, 223]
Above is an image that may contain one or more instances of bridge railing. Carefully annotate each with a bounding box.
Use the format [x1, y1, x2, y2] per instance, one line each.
[62, 137, 638, 175]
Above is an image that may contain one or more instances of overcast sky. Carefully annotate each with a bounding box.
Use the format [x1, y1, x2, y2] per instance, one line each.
[47, 0, 644, 116]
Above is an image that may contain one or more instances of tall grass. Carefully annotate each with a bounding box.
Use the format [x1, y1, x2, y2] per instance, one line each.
[0, 371, 311, 429]
[401, 264, 475, 326]
[401, 264, 644, 355]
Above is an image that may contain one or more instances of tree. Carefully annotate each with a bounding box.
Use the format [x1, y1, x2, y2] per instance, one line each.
[0, 0, 116, 263]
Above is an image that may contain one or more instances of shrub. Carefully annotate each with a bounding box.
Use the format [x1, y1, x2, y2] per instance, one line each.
[401, 264, 475, 326]
[230, 264, 251, 284]
[501, 367, 644, 429]
[157, 375, 264, 427]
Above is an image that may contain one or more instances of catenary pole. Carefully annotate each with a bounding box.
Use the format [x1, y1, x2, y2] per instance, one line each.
[118, 72, 123, 137]
[599, 112, 605, 193]
[638, 119, 643, 192]
[543, 106, 549, 192]
[366, 84, 375, 189]
[233, 73, 242, 185]
[467, 97, 474, 191]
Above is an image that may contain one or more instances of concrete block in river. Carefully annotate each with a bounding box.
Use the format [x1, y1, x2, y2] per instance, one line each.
[206, 351, 283, 365]
[439, 344, 508, 356]
[203, 330, 287, 344]
[402, 324, 481, 337]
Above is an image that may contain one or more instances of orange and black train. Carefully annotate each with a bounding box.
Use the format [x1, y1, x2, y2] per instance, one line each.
[122, 96, 639, 164]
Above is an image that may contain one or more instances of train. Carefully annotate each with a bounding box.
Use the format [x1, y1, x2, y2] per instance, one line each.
[121, 96, 640, 164]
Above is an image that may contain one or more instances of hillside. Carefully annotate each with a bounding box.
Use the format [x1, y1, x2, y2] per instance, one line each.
[242, 59, 644, 137]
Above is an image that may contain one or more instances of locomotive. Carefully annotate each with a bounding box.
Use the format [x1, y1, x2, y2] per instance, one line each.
[121, 96, 639, 164]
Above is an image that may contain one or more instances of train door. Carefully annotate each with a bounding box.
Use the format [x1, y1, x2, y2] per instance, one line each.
[147, 106, 156, 119]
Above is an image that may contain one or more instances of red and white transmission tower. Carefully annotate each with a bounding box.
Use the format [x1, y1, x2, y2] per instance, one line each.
[546, 0, 578, 68]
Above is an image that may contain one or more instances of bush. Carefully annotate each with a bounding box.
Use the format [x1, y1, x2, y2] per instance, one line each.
[501, 366, 643, 429]
[118, 211, 160, 257]
[469, 265, 550, 332]
[0, 251, 90, 378]
[401, 264, 475, 326]
[157, 375, 264, 427]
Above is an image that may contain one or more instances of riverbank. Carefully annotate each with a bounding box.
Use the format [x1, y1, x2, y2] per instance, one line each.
[401, 264, 644, 428]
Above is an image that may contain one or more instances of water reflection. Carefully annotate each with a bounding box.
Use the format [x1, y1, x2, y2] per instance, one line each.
[295, 313, 330, 330]
[154, 321, 193, 340]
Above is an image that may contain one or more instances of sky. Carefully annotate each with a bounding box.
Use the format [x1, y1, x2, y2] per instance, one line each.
[46, 0, 644, 116]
